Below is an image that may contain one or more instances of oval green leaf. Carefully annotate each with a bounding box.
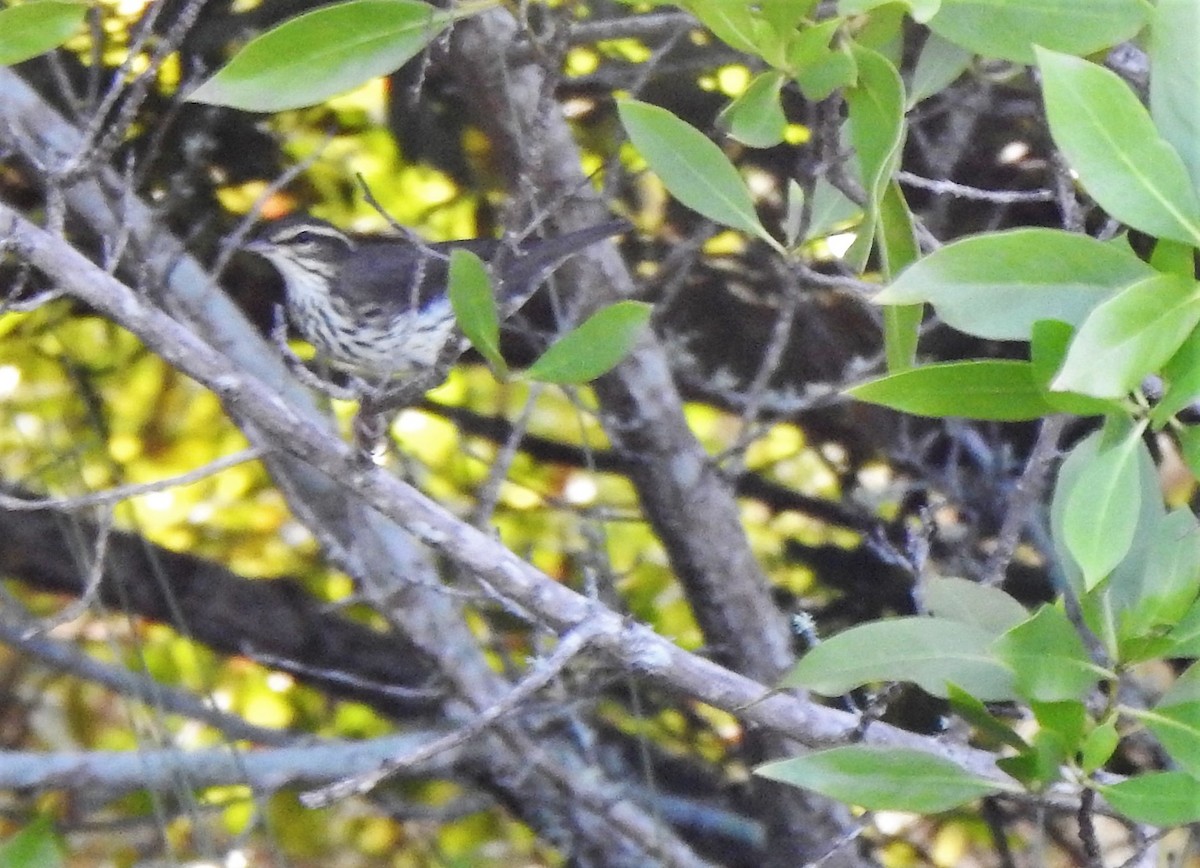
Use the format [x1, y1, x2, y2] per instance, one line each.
[907, 30, 973, 107]
[1151, 327, 1200, 425]
[992, 605, 1099, 703]
[1166, 595, 1200, 658]
[879, 182, 921, 369]
[1152, 0, 1200, 196]
[0, 2, 88, 67]
[757, 746, 1005, 813]
[1037, 47, 1200, 247]
[1080, 720, 1120, 774]
[845, 42, 905, 270]
[1030, 320, 1125, 417]
[781, 616, 1017, 701]
[1051, 273, 1200, 399]
[685, 0, 763, 55]
[1062, 422, 1149, 590]
[876, 229, 1153, 341]
[188, 0, 457, 112]
[1110, 508, 1200, 654]
[929, 0, 1146, 64]
[924, 576, 1028, 635]
[847, 360, 1057, 421]
[448, 249, 505, 375]
[718, 71, 787, 148]
[847, 43, 905, 208]
[795, 48, 857, 102]
[618, 100, 776, 247]
[1100, 772, 1200, 826]
[1138, 663, 1200, 780]
[524, 301, 651, 384]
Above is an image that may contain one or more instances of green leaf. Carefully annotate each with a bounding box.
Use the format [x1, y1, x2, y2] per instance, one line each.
[1062, 421, 1149, 590]
[992, 605, 1100, 703]
[1050, 430, 1100, 601]
[783, 16, 842, 75]
[188, 0, 457, 112]
[0, 816, 63, 868]
[524, 301, 652, 384]
[1052, 274, 1200, 399]
[924, 576, 1028, 635]
[1052, 424, 1166, 655]
[1150, 238, 1195, 278]
[1165, 594, 1200, 657]
[0, 2, 87, 66]
[876, 229, 1153, 341]
[1110, 508, 1200, 657]
[840, 0, 944, 24]
[781, 616, 1017, 701]
[1079, 719, 1119, 774]
[1138, 663, 1200, 780]
[448, 250, 506, 376]
[946, 683, 1030, 750]
[1031, 700, 1088, 752]
[757, 746, 1004, 813]
[907, 30, 973, 107]
[762, 0, 820, 35]
[853, 2, 907, 56]
[1100, 772, 1200, 826]
[1151, 0, 1200, 197]
[1030, 321, 1122, 417]
[806, 177, 861, 240]
[783, 180, 805, 247]
[718, 71, 787, 148]
[878, 182, 921, 371]
[996, 729, 1068, 789]
[845, 42, 906, 267]
[685, 0, 764, 55]
[1150, 327, 1200, 426]
[1180, 427, 1200, 480]
[1037, 47, 1200, 247]
[794, 48, 858, 101]
[618, 100, 777, 248]
[848, 360, 1057, 421]
[928, 0, 1146, 64]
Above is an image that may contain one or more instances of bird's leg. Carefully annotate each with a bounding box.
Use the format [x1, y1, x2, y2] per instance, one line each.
[351, 400, 392, 462]
[360, 370, 441, 415]
[272, 304, 361, 402]
[351, 375, 429, 461]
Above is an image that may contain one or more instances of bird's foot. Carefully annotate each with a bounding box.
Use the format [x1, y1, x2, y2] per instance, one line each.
[351, 407, 391, 463]
[348, 365, 452, 461]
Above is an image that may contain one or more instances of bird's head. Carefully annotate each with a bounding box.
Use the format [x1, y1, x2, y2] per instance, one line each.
[245, 215, 357, 299]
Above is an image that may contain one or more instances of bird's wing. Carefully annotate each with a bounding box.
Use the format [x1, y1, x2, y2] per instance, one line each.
[335, 221, 627, 314]
[335, 238, 502, 313]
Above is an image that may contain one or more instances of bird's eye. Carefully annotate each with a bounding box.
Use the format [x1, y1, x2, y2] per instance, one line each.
[291, 231, 319, 245]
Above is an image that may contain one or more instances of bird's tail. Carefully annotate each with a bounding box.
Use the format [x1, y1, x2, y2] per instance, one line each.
[497, 218, 631, 312]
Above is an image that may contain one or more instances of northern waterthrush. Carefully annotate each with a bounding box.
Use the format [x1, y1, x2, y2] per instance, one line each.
[245, 215, 629, 382]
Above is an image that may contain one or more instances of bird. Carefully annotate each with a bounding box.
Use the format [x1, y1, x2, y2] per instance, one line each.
[244, 214, 630, 383]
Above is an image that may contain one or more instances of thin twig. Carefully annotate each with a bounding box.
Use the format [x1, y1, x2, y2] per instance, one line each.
[244, 647, 443, 704]
[981, 414, 1067, 587]
[470, 383, 544, 527]
[0, 447, 267, 512]
[300, 620, 603, 807]
[721, 259, 804, 471]
[0, 615, 290, 745]
[896, 170, 1056, 204]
